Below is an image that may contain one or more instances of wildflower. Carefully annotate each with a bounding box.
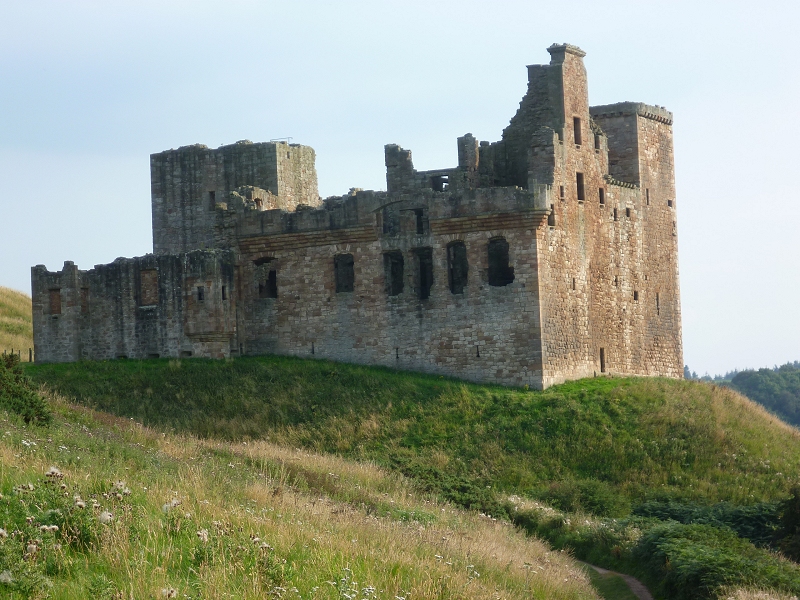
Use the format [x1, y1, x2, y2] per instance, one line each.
[75, 499, 86, 509]
[0, 570, 12, 584]
[45, 466, 63, 480]
[196, 529, 209, 543]
[0, 529, 6, 539]
[99, 511, 113, 525]
[161, 588, 177, 598]
[24, 541, 38, 559]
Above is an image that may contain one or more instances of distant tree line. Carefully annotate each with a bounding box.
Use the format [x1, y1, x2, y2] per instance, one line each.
[685, 362, 800, 427]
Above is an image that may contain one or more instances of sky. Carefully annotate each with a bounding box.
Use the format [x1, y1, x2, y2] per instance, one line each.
[1, 0, 798, 376]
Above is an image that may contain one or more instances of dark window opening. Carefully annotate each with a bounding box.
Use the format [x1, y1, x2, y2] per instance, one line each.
[600, 348, 606, 373]
[614, 276, 618, 286]
[594, 134, 601, 150]
[140, 269, 159, 306]
[431, 175, 449, 192]
[572, 278, 576, 290]
[208, 190, 216, 210]
[180, 350, 193, 358]
[197, 286, 205, 302]
[447, 241, 468, 295]
[413, 209, 425, 234]
[49, 289, 61, 315]
[415, 247, 433, 300]
[334, 253, 355, 293]
[668, 199, 674, 207]
[576, 172, 585, 201]
[634, 290, 639, 301]
[548, 204, 556, 227]
[559, 185, 565, 199]
[646, 189, 650, 205]
[287, 152, 290, 159]
[80, 288, 89, 314]
[221, 286, 227, 301]
[148, 353, 160, 359]
[488, 238, 515, 287]
[381, 208, 399, 235]
[626, 207, 631, 218]
[656, 292, 661, 315]
[255, 259, 278, 299]
[599, 188, 605, 205]
[613, 207, 618, 221]
[573, 117, 582, 146]
[384, 251, 404, 296]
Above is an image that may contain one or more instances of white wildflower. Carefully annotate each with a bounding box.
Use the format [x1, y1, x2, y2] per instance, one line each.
[99, 511, 113, 524]
[0, 570, 12, 584]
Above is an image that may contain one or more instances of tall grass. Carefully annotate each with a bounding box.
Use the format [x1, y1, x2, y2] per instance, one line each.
[27, 357, 800, 513]
[0, 287, 33, 361]
[0, 392, 599, 599]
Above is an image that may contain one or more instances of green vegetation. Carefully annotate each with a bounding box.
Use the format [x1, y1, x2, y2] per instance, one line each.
[730, 363, 800, 428]
[24, 356, 800, 598]
[0, 393, 598, 599]
[0, 353, 50, 425]
[584, 568, 639, 600]
[0, 287, 33, 360]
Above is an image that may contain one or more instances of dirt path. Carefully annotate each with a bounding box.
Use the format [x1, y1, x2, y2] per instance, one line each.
[583, 562, 654, 600]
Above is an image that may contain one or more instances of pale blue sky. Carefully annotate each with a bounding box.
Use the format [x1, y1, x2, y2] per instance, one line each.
[1, 0, 798, 375]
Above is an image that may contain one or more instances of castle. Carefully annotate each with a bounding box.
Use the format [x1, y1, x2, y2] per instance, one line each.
[31, 44, 683, 389]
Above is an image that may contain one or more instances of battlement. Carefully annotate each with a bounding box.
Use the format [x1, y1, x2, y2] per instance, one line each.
[591, 102, 673, 125]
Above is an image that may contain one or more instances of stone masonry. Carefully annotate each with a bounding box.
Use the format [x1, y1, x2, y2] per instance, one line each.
[31, 44, 683, 389]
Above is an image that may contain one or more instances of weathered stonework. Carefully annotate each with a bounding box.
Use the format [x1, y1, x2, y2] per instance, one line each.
[32, 44, 683, 389]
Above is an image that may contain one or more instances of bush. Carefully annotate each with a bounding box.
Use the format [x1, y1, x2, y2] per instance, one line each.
[537, 479, 631, 517]
[0, 353, 51, 424]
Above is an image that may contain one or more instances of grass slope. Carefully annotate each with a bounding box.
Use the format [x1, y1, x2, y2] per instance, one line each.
[0, 393, 598, 599]
[0, 287, 32, 359]
[27, 356, 800, 515]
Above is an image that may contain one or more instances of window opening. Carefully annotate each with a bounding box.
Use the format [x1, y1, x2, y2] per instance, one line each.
[656, 292, 660, 315]
[576, 172, 585, 201]
[600, 348, 606, 373]
[49, 289, 61, 315]
[559, 185, 565, 199]
[221, 286, 227, 301]
[668, 199, 674, 207]
[255, 259, 278, 298]
[614, 276, 618, 287]
[573, 117, 582, 146]
[413, 209, 425, 234]
[572, 278, 576, 290]
[334, 253, 355, 293]
[646, 189, 650, 205]
[415, 247, 433, 300]
[613, 207, 618, 221]
[447, 241, 468, 295]
[548, 204, 556, 227]
[140, 269, 159, 306]
[599, 188, 605, 205]
[381, 208, 399, 235]
[384, 251, 404, 296]
[208, 190, 216, 210]
[431, 175, 449, 192]
[197, 286, 205, 302]
[626, 207, 631, 218]
[594, 134, 601, 150]
[488, 238, 515, 287]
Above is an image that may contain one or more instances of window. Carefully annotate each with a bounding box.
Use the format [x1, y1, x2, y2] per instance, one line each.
[415, 247, 433, 300]
[573, 117, 582, 146]
[431, 175, 449, 192]
[572, 278, 576, 291]
[668, 199, 674, 207]
[634, 290, 639, 301]
[255, 258, 278, 299]
[384, 251, 404, 296]
[594, 134, 601, 150]
[413, 209, 426, 234]
[613, 207, 618, 221]
[559, 185, 565, 199]
[197, 286, 205, 302]
[656, 292, 660, 315]
[208, 190, 216, 210]
[221, 286, 227, 301]
[548, 204, 556, 227]
[488, 238, 514, 287]
[447, 241, 468, 294]
[381, 208, 399, 235]
[334, 253, 355, 293]
[49, 289, 61, 315]
[576, 172, 585, 201]
[600, 348, 606, 373]
[140, 269, 158, 306]
[599, 188, 605, 205]
[646, 189, 650, 205]
[626, 207, 631, 218]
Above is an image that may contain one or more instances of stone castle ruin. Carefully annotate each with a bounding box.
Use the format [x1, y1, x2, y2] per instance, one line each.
[32, 44, 683, 389]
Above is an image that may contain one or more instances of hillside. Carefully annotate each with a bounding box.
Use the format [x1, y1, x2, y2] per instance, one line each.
[730, 364, 800, 428]
[27, 357, 800, 514]
[0, 389, 599, 599]
[0, 287, 33, 359]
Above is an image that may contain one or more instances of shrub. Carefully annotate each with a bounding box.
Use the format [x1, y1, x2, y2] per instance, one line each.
[0, 353, 50, 425]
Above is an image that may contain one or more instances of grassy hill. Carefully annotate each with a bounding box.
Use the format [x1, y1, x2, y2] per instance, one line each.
[0, 287, 33, 360]
[0, 390, 602, 599]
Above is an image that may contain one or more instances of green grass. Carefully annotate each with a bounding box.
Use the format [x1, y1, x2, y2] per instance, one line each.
[585, 568, 639, 600]
[26, 356, 800, 516]
[0, 287, 32, 359]
[0, 394, 600, 599]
